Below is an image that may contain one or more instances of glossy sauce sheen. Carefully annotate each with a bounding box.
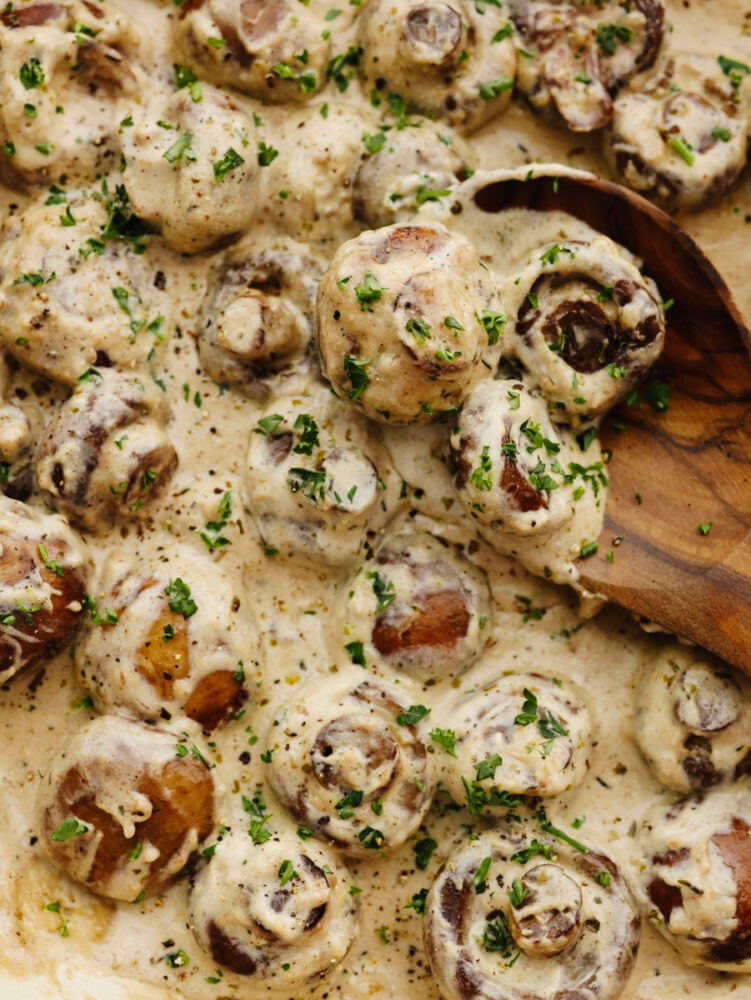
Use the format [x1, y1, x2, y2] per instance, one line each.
[0, 1, 750, 999]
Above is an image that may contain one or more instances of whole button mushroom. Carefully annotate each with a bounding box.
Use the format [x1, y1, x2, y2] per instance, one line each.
[36, 370, 177, 531]
[197, 243, 318, 397]
[189, 831, 358, 987]
[424, 825, 641, 1000]
[0, 354, 33, 501]
[330, 531, 493, 680]
[0, 1, 139, 186]
[358, 0, 517, 134]
[449, 379, 576, 538]
[245, 381, 400, 568]
[266, 675, 434, 857]
[0, 496, 87, 684]
[435, 671, 593, 811]
[316, 223, 500, 425]
[502, 237, 666, 422]
[35, 715, 216, 901]
[121, 85, 259, 254]
[352, 121, 475, 229]
[638, 782, 751, 969]
[509, 0, 664, 131]
[604, 53, 751, 212]
[171, 0, 330, 103]
[0, 197, 166, 386]
[260, 104, 367, 245]
[635, 646, 751, 793]
[75, 545, 259, 731]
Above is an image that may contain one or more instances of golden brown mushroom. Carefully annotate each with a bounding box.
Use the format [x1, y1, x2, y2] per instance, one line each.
[36, 715, 216, 901]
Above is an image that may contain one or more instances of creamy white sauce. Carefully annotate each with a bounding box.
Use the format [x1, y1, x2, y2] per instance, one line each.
[0, 0, 748, 999]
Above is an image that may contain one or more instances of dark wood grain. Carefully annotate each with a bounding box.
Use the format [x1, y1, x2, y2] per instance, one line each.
[473, 171, 751, 673]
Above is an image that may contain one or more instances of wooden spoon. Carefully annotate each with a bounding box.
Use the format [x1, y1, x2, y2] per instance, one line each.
[470, 167, 751, 674]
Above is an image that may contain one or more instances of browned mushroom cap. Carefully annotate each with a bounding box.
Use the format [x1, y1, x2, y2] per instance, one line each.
[267, 677, 434, 856]
[36, 716, 215, 901]
[640, 787, 751, 969]
[0, 497, 86, 684]
[448, 379, 575, 538]
[334, 532, 492, 679]
[509, 863, 583, 956]
[189, 831, 358, 986]
[604, 53, 750, 212]
[35, 370, 177, 532]
[75, 550, 254, 732]
[424, 829, 641, 1000]
[0, 3, 62, 27]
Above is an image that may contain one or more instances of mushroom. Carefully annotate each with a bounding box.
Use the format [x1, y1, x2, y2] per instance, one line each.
[424, 824, 641, 1000]
[171, 0, 330, 103]
[245, 380, 400, 568]
[449, 378, 577, 537]
[502, 236, 666, 422]
[189, 830, 358, 986]
[357, 0, 517, 134]
[316, 223, 500, 425]
[352, 121, 475, 229]
[635, 646, 751, 793]
[75, 546, 259, 731]
[197, 243, 318, 397]
[36, 715, 216, 901]
[604, 53, 751, 212]
[0, 196, 166, 386]
[330, 531, 492, 680]
[0, 496, 87, 684]
[509, 0, 665, 131]
[121, 85, 259, 254]
[638, 782, 751, 969]
[435, 671, 593, 810]
[266, 674, 434, 856]
[0, 0, 139, 186]
[35, 370, 177, 531]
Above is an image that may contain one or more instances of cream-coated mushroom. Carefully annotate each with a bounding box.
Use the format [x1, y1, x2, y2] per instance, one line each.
[36, 715, 216, 901]
[0, 496, 87, 683]
[317, 223, 500, 424]
[330, 531, 492, 680]
[35, 370, 177, 531]
[435, 671, 593, 810]
[358, 0, 517, 134]
[0, 0, 139, 186]
[425, 823, 641, 1000]
[0, 195, 166, 385]
[635, 646, 751, 793]
[502, 237, 665, 421]
[171, 0, 330, 103]
[121, 85, 258, 254]
[245, 380, 401, 568]
[605, 53, 751, 212]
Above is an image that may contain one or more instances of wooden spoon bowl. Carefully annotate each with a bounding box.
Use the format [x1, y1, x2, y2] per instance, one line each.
[469, 167, 751, 673]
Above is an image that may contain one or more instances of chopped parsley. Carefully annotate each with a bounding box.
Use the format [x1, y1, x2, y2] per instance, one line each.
[165, 578, 197, 619]
[429, 727, 457, 757]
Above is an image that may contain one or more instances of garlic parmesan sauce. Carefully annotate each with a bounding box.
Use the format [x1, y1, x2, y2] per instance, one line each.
[0, 1, 749, 999]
